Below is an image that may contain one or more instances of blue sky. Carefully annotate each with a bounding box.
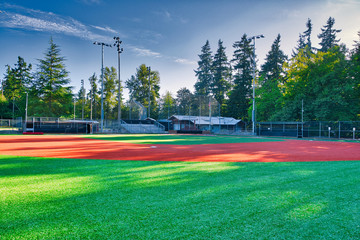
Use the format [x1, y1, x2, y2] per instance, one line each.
[1, 0, 359, 100]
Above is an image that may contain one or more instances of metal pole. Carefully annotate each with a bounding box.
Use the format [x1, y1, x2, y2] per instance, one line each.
[252, 37, 256, 135]
[73, 98, 76, 120]
[81, 79, 85, 120]
[93, 41, 111, 133]
[147, 66, 151, 118]
[249, 34, 264, 135]
[114, 37, 123, 127]
[24, 92, 28, 132]
[302, 99, 304, 137]
[90, 77, 93, 120]
[100, 44, 104, 132]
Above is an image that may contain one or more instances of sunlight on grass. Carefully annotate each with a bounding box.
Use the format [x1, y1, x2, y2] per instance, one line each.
[288, 202, 327, 220]
[1, 155, 360, 239]
[2, 174, 100, 203]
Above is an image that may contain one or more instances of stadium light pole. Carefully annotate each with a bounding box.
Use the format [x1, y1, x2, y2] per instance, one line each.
[93, 41, 112, 133]
[249, 34, 264, 135]
[147, 66, 151, 118]
[113, 37, 123, 128]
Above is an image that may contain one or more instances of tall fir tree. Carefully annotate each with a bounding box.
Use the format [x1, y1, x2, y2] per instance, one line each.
[33, 38, 73, 117]
[87, 73, 99, 120]
[293, 18, 313, 56]
[175, 87, 193, 115]
[211, 39, 232, 109]
[257, 34, 287, 121]
[227, 34, 253, 120]
[194, 40, 213, 96]
[2, 56, 33, 118]
[318, 17, 341, 52]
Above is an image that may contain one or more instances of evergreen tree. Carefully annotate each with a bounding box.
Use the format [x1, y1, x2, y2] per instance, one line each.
[125, 64, 160, 118]
[227, 34, 253, 120]
[87, 73, 98, 120]
[211, 39, 232, 109]
[33, 38, 73, 117]
[2, 56, 33, 118]
[318, 17, 342, 52]
[293, 18, 313, 56]
[159, 91, 176, 119]
[257, 34, 287, 121]
[175, 87, 193, 115]
[194, 40, 213, 96]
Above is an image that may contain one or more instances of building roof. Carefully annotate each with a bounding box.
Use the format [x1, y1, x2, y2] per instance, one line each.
[169, 115, 242, 125]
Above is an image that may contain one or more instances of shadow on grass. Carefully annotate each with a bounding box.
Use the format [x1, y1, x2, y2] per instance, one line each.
[1, 156, 360, 239]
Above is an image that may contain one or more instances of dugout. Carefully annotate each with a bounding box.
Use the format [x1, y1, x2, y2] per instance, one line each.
[257, 122, 305, 138]
[24, 117, 99, 134]
[169, 115, 244, 134]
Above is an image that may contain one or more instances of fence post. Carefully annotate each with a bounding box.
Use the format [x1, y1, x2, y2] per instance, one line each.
[328, 127, 331, 138]
[354, 128, 356, 140]
[319, 122, 321, 138]
[339, 121, 341, 139]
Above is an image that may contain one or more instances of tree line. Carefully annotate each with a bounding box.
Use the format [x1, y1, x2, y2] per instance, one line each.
[192, 17, 360, 122]
[1, 17, 360, 122]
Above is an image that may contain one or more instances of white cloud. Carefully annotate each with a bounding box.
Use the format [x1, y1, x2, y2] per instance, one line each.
[174, 58, 196, 65]
[91, 25, 118, 34]
[0, 5, 109, 42]
[128, 45, 162, 58]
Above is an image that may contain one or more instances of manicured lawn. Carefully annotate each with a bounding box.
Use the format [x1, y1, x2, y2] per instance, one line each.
[1, 155, 360, 239]
[84, 134, 284, 145]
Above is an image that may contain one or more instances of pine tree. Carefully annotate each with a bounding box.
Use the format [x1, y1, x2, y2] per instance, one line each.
[292, 18, 313, 56]
[175, 87, 193, 115]
[2, 56, 33, 118]
[87, 73, 98, 120]
[211, 39, 232, 108]
[318, 17, 341, 52]
[34, 38, 72, 117]
[227, 34, 253, 120]
[260, 34, 287, 84]
[257, 34, 287, 121]
[194, 40, 213, 96]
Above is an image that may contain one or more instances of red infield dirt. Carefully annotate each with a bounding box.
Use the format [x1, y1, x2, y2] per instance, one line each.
[0, 135, 360, 162]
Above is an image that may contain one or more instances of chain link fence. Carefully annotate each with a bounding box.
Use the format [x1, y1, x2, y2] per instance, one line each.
[257, 121, 360, 140]
[0, 118, 22, 133]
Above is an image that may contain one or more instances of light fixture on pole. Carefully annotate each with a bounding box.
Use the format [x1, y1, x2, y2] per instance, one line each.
[113, 37, 123, 127]
[93, 41, 112, 133]
[147, 66, 151, 118]
[249, 34, 264, 135]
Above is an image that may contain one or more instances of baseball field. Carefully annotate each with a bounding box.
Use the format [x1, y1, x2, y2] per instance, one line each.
[1, 134, 360, 239]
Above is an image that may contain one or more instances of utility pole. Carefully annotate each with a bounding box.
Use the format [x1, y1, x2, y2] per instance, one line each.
[93, 41, 112, 132]
[114, 37, 123, 127]
[147, 66, 151, 118]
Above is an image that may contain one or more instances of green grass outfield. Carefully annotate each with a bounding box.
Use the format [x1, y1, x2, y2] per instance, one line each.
[1, 155, 360, 239]
[84, 134, 284, 145]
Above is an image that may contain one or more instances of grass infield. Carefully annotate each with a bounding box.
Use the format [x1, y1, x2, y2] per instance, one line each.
[1, 155, 360, 239]
[84, 134, 284, 145]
